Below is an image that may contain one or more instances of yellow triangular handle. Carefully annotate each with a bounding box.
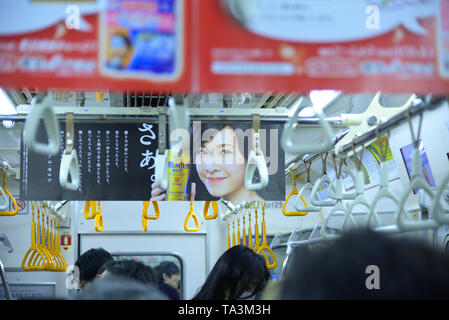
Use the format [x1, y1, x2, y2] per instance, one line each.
[84, 201, 96, 219]
[203, 201, 218, 220]
[143, 201, 160, 220]
[256, 203, 277, 269]
[282, 170, 308, 216]
[0, 169, 18, 216]
[184, 201, 200, 232]
[282, 191, 308, 216]
[22, 202, 46, 271]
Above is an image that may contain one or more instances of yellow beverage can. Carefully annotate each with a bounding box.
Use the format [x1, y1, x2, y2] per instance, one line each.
[166, 150, 190, 201]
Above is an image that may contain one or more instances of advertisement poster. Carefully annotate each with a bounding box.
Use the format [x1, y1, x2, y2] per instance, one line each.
[400, 139, 436, 194]
[20, 121, 285, 201]
[0, 0, 449, 92]
[0, 0, 191, 92]
[198, 0, 449, 93]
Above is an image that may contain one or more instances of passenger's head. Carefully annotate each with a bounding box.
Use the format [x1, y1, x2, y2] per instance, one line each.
[280, 229, 449, 299]
[79, 273, 167, 300]
[101, 259, 157, 285]
[74, 248, 114, 287]
[193, 245, 271, 300]
[155, 261, 181, 289]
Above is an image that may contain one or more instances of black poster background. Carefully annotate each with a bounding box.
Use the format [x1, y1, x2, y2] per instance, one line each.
[20, 121, 285, 201]
[20, 121, 158, 200]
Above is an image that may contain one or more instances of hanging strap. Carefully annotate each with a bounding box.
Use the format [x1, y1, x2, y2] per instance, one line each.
[184, 201, 199, 232]
[256, 202, 277, 269]
[94, 201, 103, 232]
[282, 169, 308, 216]
[203, 201, 218, 220]
[0, 169, 18, 216]
[84, 201, 96, 219]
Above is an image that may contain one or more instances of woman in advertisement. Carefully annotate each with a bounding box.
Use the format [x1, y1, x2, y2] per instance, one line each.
[150, 123, 284, 202]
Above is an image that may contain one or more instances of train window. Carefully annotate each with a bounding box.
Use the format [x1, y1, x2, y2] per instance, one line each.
[111, 253, 184, 299]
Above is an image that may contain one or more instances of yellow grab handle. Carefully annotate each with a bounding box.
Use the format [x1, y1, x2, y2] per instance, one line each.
[257, 244, 278, 270]
[203, 201, 218, 220]
[84, 201, 96, 219]
[232, 221, 236, 247]
[94, 212, 103, 232]
[143, 201, 160, 219]
[257, 202, 277, 269]
[1, 169, 18, 216]
[184, 201, 200, 232]
[282, 190, 308, 216]
[0, 187, 18, 216]
[283, 170, 308, 216]
[22, 219, 46, 271]
[254, 222, 260, 252]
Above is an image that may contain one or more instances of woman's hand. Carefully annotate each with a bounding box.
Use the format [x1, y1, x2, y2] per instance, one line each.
[150, 182, 197, 201]
[150, 183, 166, 201]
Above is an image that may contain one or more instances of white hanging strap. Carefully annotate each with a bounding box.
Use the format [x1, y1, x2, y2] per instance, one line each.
[281, 96, 334, 154]
[23, 94, 61, 156]
[430, 171, 449, 224]
[370, 161, 401, 232]
[154, 107, 168, 190]
[295, 161, 320, 212]
[396, 112, 438, 231]
[245, 114, 269, 191]
[310, 153, 337, 207]
[343, 144, 369, 232]
[366, 129, 400, 232]
[59, 113, 80, 191]
[168, 96, 190, 158]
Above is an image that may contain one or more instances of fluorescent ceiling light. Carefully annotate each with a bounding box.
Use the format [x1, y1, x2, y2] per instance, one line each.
[0, 88, 16, 115]
[309, 90, 340, 112]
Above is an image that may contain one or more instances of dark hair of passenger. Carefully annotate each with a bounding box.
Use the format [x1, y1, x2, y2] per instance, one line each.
[155, 261, 180, 283]
[192, 245, 271, 300]
[280, 229, 449, 300]
[74, 248, 114, 283]
[102, 259, 157, 285]
[79, 273, 167, 300]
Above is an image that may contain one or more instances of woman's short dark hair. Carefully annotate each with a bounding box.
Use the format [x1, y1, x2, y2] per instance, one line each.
[192, 245, 271, 300]
[155, 261, 180, 283]
[103, 259, 157, 285]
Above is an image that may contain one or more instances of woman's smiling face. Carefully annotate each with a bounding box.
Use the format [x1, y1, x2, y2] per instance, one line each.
[195, 127, 246, 198]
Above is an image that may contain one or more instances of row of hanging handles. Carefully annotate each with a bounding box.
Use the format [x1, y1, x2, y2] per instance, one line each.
[282, 111, 449, 238]
[21, 201, 68, 271]
[227, 201, 277, 270]
[82, 200, 219, 233]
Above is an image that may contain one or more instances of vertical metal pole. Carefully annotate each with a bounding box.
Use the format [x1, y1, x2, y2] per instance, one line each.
[0, 257, 12, 300]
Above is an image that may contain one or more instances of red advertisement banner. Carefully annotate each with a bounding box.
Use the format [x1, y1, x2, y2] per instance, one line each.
[0, 0, 448, 93]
